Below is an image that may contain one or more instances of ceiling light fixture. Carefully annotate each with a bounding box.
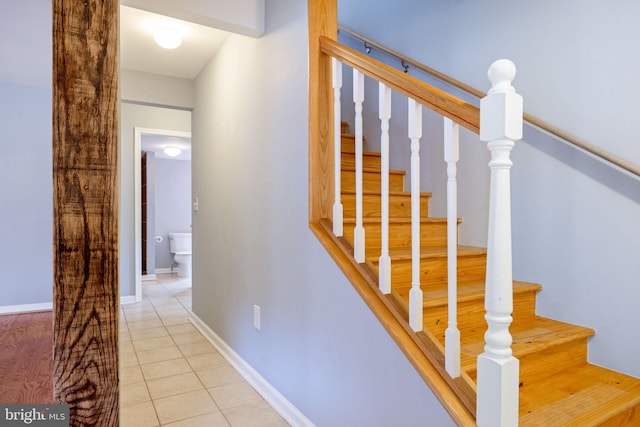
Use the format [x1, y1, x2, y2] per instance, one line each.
[163, 147, 182, 157]
[154, 27, 182, 49]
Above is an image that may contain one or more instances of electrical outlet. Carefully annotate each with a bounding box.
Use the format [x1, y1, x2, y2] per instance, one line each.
[253, 305, 261, 330]
[193, 197, 199, 212]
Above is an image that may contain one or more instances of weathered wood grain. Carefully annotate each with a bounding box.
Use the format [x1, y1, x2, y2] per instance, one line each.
[0, 312, 53, 404]
[52, 1, 119, 425]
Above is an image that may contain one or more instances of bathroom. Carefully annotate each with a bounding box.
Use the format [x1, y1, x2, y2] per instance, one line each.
[141, 131, 192, 280]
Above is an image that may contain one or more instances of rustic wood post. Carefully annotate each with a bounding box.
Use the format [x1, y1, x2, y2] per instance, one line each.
[52, 1, 119, 425]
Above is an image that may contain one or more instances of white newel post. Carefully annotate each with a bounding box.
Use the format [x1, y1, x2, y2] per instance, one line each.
[476, 59, 523, 427]
[353, 69, 365, 263]
[444, 117, 461, 378]
[379, 83, 392, 294]
[408, 98, 423, 332]
[332, 58, 343, 236]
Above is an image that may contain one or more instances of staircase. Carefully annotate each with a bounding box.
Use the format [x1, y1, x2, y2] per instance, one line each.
[336, 122, 640, 426]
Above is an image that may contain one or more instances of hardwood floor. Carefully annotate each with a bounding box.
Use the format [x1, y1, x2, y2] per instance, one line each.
[0, 311, 53, 404]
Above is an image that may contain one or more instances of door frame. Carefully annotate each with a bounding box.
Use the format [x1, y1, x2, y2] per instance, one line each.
[133, 127, 192, 301]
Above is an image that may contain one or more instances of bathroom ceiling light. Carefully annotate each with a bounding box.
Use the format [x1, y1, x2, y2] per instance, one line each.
[163, 147, 182, 157]
[154, 27, 182, 49]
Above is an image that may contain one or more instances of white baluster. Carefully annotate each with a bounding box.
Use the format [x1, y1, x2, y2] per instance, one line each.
[476, 59, 523, 427]
[408, 98, 423, 332]
[379, 83, 392, 294]
[444, 117, 460, 378]
[353, 69, 365, 263]
[332, 58, 344, 236]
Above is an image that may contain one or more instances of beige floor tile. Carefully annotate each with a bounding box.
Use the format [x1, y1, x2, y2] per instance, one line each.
[161, 411, 230, 427]
[130, 326, 169, 341]
[120, 401, 159, 427]
[195, 365, 244, 389]
[128, 318, 164, 331]
[153, 389, 219, 425]
[136, 345, 183, 365]
[120, 365, 144, 386]
[120, 349, 139, 369]
[171, 333, 209, 346]
[133, 335, 176, 352]
[178, 341, 217, 357]
[166, 323, 198, 336]
[207, 382, 265, 410]
[146, 372, 204, 400]
[121, 381, 151, 408]
[161, 315, 191, 326]
[125, 312, 161, 323]
[186, 352, 228, 371]
[141, 357, 192, 380]
[222, 403, 289, 427]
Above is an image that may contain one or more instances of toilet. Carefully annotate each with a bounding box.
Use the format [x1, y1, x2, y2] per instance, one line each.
[169, 232, 192, 278]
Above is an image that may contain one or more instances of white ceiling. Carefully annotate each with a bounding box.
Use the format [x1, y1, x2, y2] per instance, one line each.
[120, 5, 230, 80]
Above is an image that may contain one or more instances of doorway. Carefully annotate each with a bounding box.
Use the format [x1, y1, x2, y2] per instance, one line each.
[134, 127, 192, 301]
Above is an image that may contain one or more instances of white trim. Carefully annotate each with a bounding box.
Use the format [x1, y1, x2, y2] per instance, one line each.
[0, 302, 53, 314]
[134, 127, 191, 303]
[190, 313, 315, 427]
[120, 295, 137, 305]
[154, 268, 174, 275]
[1, 296, 137, 313]
[142, 274, 157, 282]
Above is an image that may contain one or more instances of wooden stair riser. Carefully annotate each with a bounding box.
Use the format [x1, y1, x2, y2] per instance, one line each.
[386, 253, 486, 289]
[341, 134, 357, 154]
[424, 290, 539, 345]
[342, 220, 450, 257]
[464, 336, 590, 385]
[342, 193, 430, 219]
[341, 151, 381, 171]
[341, 169, 405, 193]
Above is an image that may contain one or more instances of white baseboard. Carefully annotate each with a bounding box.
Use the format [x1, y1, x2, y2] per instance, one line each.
[1, 296, 139, 314]
[190, 313, 315, 427]
[120, 295, 137, 305]
[142, 274, 157, 282]
[0, 302, 53, 314]
[155, 268, 173, 274]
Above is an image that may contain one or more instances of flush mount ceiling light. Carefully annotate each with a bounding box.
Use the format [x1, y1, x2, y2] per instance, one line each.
[154, 27, 182, 49]
[163, 146, 182, 157]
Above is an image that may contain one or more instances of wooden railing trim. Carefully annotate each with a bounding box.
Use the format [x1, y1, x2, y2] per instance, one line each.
[339, 25, 640, 180]
[320, 37, 480, 134]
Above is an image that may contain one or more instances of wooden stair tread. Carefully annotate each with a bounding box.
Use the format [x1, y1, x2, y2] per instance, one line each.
[386, 245, 486, 260]
[392, 280, 540, 312]
[341, 190, 432, 197]
[519, 364, 640, 426]
[342, 166, 406, 175]
[420, 280, 541, 307]
[342, 217, 455, 225]
[459, 316, 595, 373]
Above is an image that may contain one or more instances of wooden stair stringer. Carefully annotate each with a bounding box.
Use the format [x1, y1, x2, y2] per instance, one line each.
[312, 218, 477, 426]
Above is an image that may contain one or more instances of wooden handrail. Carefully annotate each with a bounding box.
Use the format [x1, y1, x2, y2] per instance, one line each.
[339, 25, 640, 179]
[320, 36, 480, 134]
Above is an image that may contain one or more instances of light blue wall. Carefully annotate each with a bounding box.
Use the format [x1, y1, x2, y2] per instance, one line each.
[153, 158, 191, 269]
[338, 0, 640, 377]
[0, 82, 52, 306]
[192, 0, 455, 425]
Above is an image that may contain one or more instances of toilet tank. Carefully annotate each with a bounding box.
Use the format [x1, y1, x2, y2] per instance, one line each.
[169, 233, 192, 253]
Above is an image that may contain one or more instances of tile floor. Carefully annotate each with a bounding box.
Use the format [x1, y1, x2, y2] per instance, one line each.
[119, 273, 290, 427]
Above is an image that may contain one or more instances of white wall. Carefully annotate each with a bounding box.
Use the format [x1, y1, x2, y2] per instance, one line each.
[153, 158, 191, 268]
[191, 0, 455, 425]
[121, 69, 195, 110]
[0, 0, 52, 308]
[0, 83, 52, 306]
[338, 0, 640, 378]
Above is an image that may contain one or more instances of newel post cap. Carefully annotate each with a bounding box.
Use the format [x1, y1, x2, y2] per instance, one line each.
[480, 59, 523, 142]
